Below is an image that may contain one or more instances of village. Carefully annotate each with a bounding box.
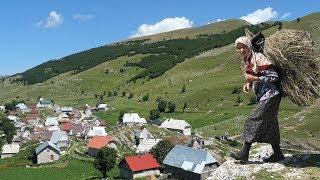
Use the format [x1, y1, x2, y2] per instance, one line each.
[0, 98, 224, 179]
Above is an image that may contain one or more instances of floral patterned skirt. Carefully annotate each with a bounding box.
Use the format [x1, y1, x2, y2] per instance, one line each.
[243, 94, 281, 145]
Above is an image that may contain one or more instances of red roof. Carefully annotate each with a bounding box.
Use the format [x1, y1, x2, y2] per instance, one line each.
[124, 154, 160, 172]
[61, 123, 72, 131]
[87, 136, 113, 149]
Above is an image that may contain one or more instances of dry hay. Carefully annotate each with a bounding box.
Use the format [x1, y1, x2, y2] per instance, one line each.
[264, 29, 320, 106]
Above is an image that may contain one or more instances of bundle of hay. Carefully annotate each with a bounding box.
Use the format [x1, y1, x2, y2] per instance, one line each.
[264, 29, 320, 106]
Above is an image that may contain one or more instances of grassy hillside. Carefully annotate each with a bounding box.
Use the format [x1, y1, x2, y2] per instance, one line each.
[0, 13, 319, 146]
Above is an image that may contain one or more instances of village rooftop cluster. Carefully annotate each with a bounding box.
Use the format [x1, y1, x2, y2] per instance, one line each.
[0, 98, 220, 179]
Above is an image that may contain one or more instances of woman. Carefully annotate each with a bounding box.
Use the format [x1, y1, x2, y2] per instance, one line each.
[230, 36, 285, 163]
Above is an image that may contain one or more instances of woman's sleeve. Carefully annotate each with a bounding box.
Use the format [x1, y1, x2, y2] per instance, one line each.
[258, 69, 279, 82]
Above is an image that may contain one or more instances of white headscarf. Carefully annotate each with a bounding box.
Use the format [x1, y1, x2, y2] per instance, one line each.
[235, 36, 272, 74]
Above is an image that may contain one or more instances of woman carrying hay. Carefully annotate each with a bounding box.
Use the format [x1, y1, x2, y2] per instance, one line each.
[230, 36, 285, 163]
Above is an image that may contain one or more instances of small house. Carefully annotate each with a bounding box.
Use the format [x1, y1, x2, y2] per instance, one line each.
[15, 103, 29, 113]
[97, 103, 108, 111]
[45, 117, 59, 127]
[87, 136, 114, 157]
[122, 113, 147, 125]
[1, 144, 20, 159]
[36, 141, 61, 164]
[135, 127, 154, 145]
[87, 126, 107, 137]
[61, 122, 85, 136]
[160, 119, 192, 136]
[50, 131, 69, 148]
[36, 98, 53, 109]
[0, 105, 5, 111]
[163, 145, 219, 180]
[118, 153, 160, 179]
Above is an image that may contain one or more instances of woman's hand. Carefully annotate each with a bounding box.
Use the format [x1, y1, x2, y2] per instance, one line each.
[243, 82, 251, 94]
[245, 74, 259, 83]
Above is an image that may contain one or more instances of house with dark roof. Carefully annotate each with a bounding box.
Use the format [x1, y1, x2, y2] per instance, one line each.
[163, 145, 219, 180]
[36, 141, 61, 164]
[118, 153, 160, 179]
[86, 136, 115, 157]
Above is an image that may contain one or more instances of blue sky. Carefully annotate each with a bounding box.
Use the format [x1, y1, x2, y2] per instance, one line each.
[0, 0, 319, 75]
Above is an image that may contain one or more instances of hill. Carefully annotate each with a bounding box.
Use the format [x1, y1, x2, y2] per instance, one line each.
[0, 12, 319, 148]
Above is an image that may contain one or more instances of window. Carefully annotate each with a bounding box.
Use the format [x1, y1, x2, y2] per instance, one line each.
[51, 155, 54, 160]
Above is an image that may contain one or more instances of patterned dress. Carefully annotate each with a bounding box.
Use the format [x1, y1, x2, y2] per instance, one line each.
[243, 53, 281, 145]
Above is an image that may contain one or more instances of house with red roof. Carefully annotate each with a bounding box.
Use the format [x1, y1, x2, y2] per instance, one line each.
[61, 122, 85, 137]
[86, 136, 115, 157]
[118, 153, 160, 179]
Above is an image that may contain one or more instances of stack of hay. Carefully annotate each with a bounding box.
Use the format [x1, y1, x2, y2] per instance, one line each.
[264, 29, 320, 106]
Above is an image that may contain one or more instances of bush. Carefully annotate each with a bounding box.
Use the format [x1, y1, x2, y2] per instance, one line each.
[168, 101, 176, 113]
[182, 102, 188, 113]
[107, 91, 112, 98]
[121, 92, 126, 97]
[128, 92, 134, 99]
[142, 94, 149, 101]
[94, 147, 117, 178]
[120, 67, 125, 73]
[151, 140, 174, 164]
[149, 109, 160, 120]
[158, 100, 167, 112]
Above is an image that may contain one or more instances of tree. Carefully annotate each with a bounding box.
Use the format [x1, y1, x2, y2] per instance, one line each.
[182, 102, 188, 113]
[107, 91, 112, 98]
[296, 18, 301, 23]
[94, 147, 117, 178]
[0, 116, 16, 144]
[151, 140, 174, 164]
[181, 85, 186, 93]
[168, 101, 176, 113]
[118, 111, 125, 124]
[158, 100, 167, 112]
[149, 109, 160, 120]
[120, 67, 125, 73]
[121, 92, 126, 97]
[142, 94, 149, 102]
[128, 92, 134, 99]
[113, 91, 118, 96]
[105, 68, 109, 75]
[277, 22, 283, 30]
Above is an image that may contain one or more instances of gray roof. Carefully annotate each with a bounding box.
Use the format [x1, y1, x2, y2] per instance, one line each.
[163, 145, 217, 174]
[50, 131, 68, 144]
[35, 141, 61, 155]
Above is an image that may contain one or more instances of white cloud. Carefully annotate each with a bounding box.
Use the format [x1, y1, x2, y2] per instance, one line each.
[280, 12, 291, 19]
[35, 11, 63, 28]
[45, 11, 63, 28]
[240, 7, 278, 24]
[130, 17, 193, 38]
[72, 14, 94, 22]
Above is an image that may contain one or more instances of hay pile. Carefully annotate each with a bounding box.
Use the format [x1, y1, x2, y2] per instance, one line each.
[264, 29, 320, 106]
